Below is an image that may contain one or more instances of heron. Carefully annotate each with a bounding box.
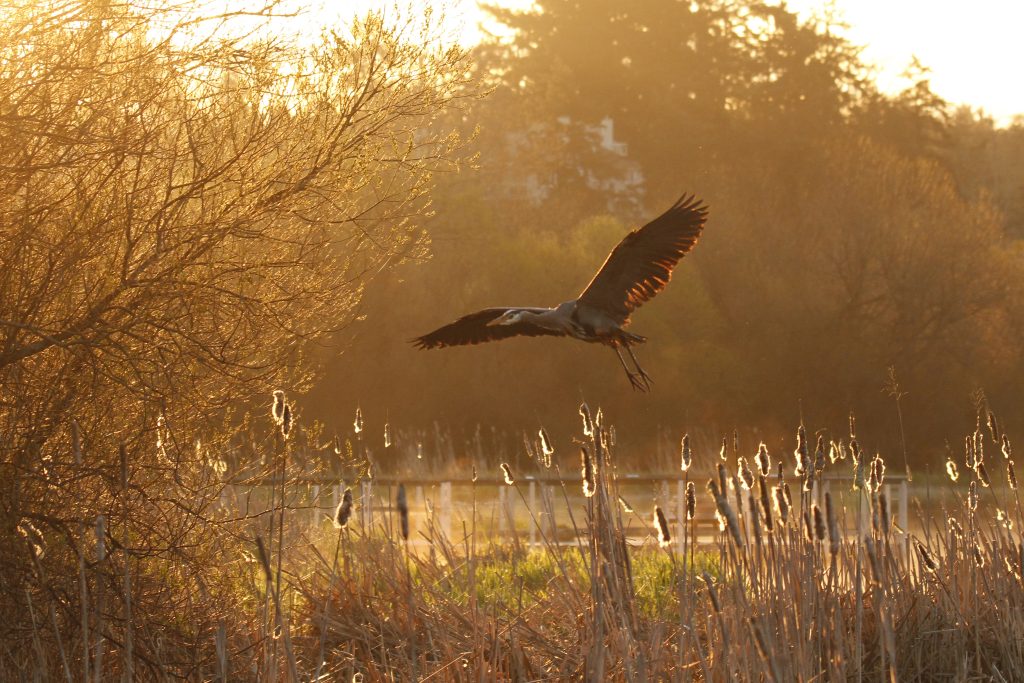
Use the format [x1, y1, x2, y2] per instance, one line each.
[411, 194, 709, 391]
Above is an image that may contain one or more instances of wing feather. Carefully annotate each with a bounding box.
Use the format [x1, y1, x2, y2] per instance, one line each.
[577, 194, 708, 325]
[411, 307, 565, 349]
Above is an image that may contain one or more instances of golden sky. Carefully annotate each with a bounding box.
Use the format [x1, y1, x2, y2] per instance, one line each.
[316, 0, 1022, 125]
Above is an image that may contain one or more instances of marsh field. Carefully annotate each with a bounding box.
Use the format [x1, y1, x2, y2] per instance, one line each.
[4, 0, 1024, 681]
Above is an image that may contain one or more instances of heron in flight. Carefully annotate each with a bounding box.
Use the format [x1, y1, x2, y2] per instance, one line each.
[412, 194, 708, 391]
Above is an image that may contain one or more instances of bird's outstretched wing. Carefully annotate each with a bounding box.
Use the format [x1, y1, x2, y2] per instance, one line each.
[412, 307, 565, 349]
[577, 194, 708, 325]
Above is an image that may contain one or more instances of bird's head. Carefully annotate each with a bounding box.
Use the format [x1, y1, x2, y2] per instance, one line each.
[488, 310, 525, 327]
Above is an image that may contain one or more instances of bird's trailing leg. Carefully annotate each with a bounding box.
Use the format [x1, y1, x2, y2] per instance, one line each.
[625, 344, 654, 390]
[614, 345, 651, 392]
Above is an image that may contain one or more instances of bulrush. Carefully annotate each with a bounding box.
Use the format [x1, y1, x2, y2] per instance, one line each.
[879, 492, 891, 534]
[500, 463, 514, 486]
[708, 480, 744, 548]
[701, 572, 722, 613]
[384, 423, 392, 449]
[965, 434, 977, 470]
[332, 488, 353, 529]
[946, 458, 959, 482]
[680, 434, 692, 472]
[685, 481, 696, 520]
[719, 437, 728, 462]
[755, 442, 770, 476]
[539, 428, 554, 457]
[581, 447, 596, 498]
[814, 435, 827, 473]
[802, 511, 814, 543]
[738, 457, 754, 490]
[749, 493, 763, 546]
[281, 403, 292, 439]
[916, 541, 938, 573]
[353, 407, 363, 434]
[977, 461, 991, 488]
[396, 484, 409, 541]
[794, 424, 809, 478]
[825, 492, 840, 556]
[1008, 460, 1018, 490]
[773, 485, 790, 525]
[869, 454, 885, 493]
[654, 506, 671, 548]
[972, 542, 985, 568]
[987, 410, 1000, 444]
[968, 480, 979, 511]
[1002, 434, 1013, 460]
[579, 403, 594, 437]
[271, 390, 286, 425]
[813, 504, 826, 542]
[759, 477, 774, 532]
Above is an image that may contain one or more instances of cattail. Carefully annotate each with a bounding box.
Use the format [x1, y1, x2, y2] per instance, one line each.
[353, 407, 363, 434]
[813, 503, 826, 542]
[972, 542, 985, 568]
[1008, 460, 1017, 490]
[864, 535, 882, 582]
[680, 434, 692, 472]
[984, 409, 997, 440]
[773, 485, 789, 524]
[719, 437, 728, 461]
[333, 435, 342, 455]
[579, 403, 594, 437]
[879, 492, 891, 534]
[977, 461, 991, 488]
[869, 454, 885, 493]
[271, 390, 286, 425]
[384, 423, 392, 449]
[794, 424, 808, 477]
[733, 429, 739, 458]
[396, 484, 409, 540]
[539, 428, 554, 456]
[802, 510, 814, 542]
[828, 441, 839, 464]
[685, 481, 696, 520]
[618, 495, 634, 513]
[916, 541, 937, 573]
[500, 463, 514, 486]
[782, 482, 792, 510]
[1001, 434, 1012, 460]
[749, 493, 763, 546]
[654, 506, 671, 548]
[755, 442, 770, 476]
[853, 451, 865, 491]
[701, 572, 721, 613]
[595, 407, 604, 432]
[332, 488, 353, 528]
[758, 476, 773, 532]
[849, 412, 857, 439]
[825, 492, 840, 555]
[968, 480, 978, 511]
[717, 462, 728, 495]
[946, 458, 959, 482]
[738, 457, 754, 490]
[814, 435, 826, 473]
[708, 480, 744, 548]
[581, 447, 596, 498]
[947, 516, 963, 539]
[280, 403, 292, 439]
[965, 434, 976, 470]
[997, 508, 1012, 530]
[608, 425, 617, 447]
[776, 461, 784, 482]
[975, 430, 985, 465]
[118, 443, 128, 490]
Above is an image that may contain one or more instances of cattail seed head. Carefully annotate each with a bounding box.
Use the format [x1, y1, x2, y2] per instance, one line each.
[749, 494, 763, 546]
[579, 403, 594, 437]
[968, 480, 978, 511]
[281, 403, 292, 439]
[813, 503, 826, 542]
[539, 428, 554, 456]
[701, 572, 722, 613]
[869, 454, 885, 493]
[333, 488, 353, 528]
[500, 463, 514, 486]
[972, 542, 985, 568]
[802, 510, 814, 542]
[879, 492, 891, 534]
[794, 424, 808, 477]
[1001, 435, 1012, 460]
[581, 447, 596, 498]
[353, 407, 363, 434]
[948, 516, 963, 539]
[825, 492, 840, 555]
[946, 458, 959, 482]
[271, 390, 286, 425]
[396, 484, 409, 540]
[384, 423, 392, 449]
[708, 480, 744, 548]
[618, 495, 633, 513]
[1008, 460, 1017, 490]
[987, 410, 1000, 443]
[965, 434, 976, 470]
[654, 506, 671, 548]
[685, 481, 696, 520]
[916, 541, 937, 573]
[680, 434, 692, 472]
[759, 476, 773, 532]
[849, 412, 857, 439]
[977, 461, 991, 488]
[814, 435, 827, 473]
[717, 462, 728, 495]
[828, 441, 839, 464]
[719, 437, 728, 461]
[774, 485, 789, 524]
[755, 442, 770, 476]
[738, 457, 754, 490]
